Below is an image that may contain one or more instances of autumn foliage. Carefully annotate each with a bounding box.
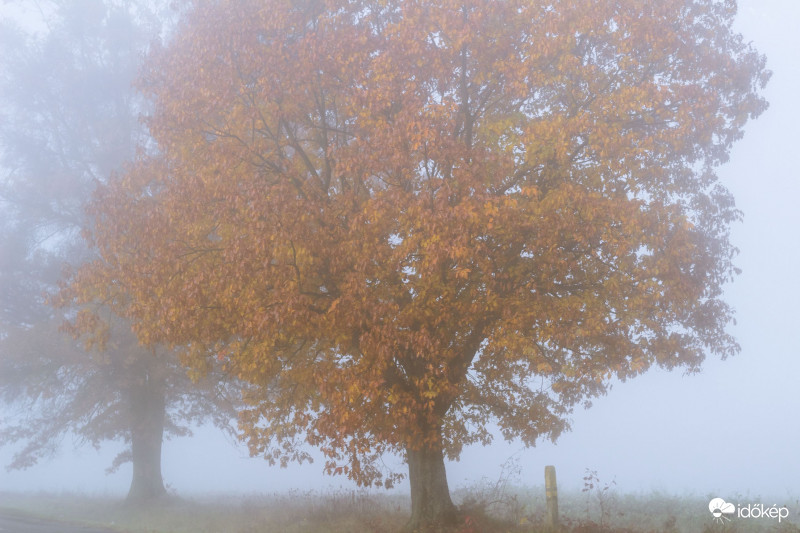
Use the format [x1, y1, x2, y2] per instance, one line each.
[63, 0, 768, 528]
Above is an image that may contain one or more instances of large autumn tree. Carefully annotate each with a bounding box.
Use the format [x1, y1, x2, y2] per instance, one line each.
[0, 0, 237, 503]
[64, 0, 768, 528]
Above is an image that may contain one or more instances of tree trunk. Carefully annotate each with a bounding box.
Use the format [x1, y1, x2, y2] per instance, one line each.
[406, 443, 458, 532]
[126, 362, 167, 503]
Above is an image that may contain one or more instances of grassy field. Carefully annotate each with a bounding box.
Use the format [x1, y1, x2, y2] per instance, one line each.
[1, 485, 798, 532]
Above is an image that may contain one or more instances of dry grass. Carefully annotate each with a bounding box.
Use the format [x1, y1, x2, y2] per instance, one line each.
[1, 486, 798, 533]
[0, 489, 408, 532]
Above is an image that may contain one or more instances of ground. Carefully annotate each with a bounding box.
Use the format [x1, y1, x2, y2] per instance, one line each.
[1, 485, 798, 533]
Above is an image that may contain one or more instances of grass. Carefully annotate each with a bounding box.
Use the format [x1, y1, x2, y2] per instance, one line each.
[0, 489, 409, 532]
[1, 484, 798, 532]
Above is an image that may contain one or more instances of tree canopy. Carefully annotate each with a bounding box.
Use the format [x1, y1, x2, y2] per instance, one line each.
[63, 0, 768, 527]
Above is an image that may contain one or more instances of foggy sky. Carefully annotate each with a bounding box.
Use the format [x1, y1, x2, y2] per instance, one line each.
[1, 0, 798, 502]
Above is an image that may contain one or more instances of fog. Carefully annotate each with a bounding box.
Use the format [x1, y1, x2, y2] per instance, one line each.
[1, 0, 798, 505]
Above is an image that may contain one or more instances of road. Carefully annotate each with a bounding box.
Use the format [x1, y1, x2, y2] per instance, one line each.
[0, 512, 116, 533]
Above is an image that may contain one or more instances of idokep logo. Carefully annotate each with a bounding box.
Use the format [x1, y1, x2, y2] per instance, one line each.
[708, 498, 735, 523]
[709, 497, 790, 524]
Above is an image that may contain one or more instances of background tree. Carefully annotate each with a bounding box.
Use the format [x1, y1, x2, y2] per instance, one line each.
[63, 0, 769, 527]
[0, 0, 236, 502]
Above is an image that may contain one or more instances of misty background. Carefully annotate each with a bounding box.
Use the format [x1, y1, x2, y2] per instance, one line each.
[0, 0, 797, 501]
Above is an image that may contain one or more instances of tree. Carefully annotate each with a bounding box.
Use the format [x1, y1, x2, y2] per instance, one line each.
[0, 316, 237, 501]
[63, 0, 769, 527]
[0, 0, 236, 503]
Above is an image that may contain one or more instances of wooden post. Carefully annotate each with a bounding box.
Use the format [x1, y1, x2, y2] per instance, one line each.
[545, 465, 559, 529]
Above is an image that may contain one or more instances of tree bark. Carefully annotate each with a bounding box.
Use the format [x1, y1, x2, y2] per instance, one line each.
[406, 442, 458, 532]
[126, 362, 167, 503]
